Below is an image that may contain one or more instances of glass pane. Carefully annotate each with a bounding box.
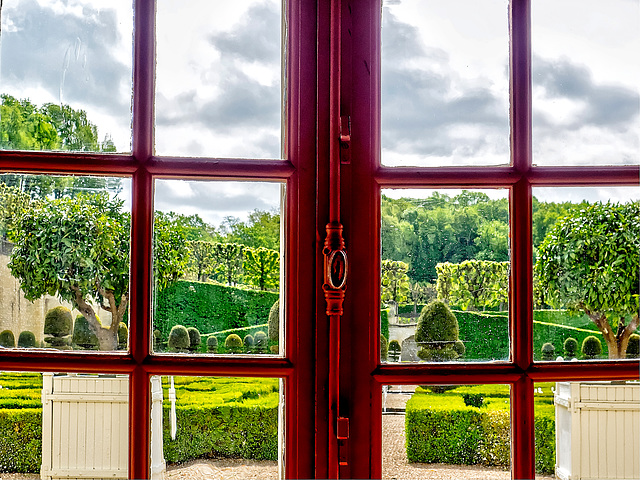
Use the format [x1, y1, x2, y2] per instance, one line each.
[382, 384, 511, 479]
[159, 376, 281, 479]
[380, 189, 510, 363]
[155, 0, 283, 159]
[541, 380, 640, 480]
[153, 180, 284, 356]
[0, 0, 133, 153]
[0, 372, 129, 479]
[532, 0, 640, 166]
[0, 174, 130, 352]
[381, 0, 510, 167]
[532, 187, 640, 362]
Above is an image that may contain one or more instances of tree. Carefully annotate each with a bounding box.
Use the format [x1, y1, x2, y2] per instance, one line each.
[186, 240, 216, 282]
[436, 261, 509, 311]
[8, 193, 188, 350]
[212, 242, 245, 286]
[381, 260, 410, 305]
[243, 246, 280, 291]
[0, 183, 31, 241]
[535, 201, 640, 358]
[220, 209, 280, 250]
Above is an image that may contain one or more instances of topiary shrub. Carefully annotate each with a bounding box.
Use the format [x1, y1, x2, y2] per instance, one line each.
[626, 334, 639, 359]
[563, 337, 578, 359]
[44, 306, 73, 349]
[187, 327, 201, 352]
[270, 345, 279, 354]
[17, 331, 36, 348]
[168, 325, 190, 353]
[541, 342, 555, 361]
[268, 300, 279, 343]
[118, 323, 128, 350]
[225, 333, 243, 354]
[388, 340, 401, 362]
[462, 393, 484, 408]
[581, 335, 602, 359]
[243, 334, 255, 353]
[0, 330, 15, 348]
[254, 331, 268, 353]
[415, 301, 460, 361]
[453, 339, 466, 357]
[153, 329, 163, 352]
[380, 335, 389, 361]
[207, 335, 219, 353]
[72, 315, 100, 350]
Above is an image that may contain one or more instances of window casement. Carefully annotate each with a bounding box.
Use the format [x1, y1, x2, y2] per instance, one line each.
[0, 1, 638, 479]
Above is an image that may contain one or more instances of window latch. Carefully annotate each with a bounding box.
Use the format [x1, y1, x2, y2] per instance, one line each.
[339, 115, 351, 164]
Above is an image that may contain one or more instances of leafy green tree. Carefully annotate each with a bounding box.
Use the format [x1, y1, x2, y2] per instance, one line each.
[213, 242, 245, 286]
[157, 212, 218, 242]
[8, 193, 188, 350]
[535, 202, 640, 358]
[381, 260, 410, 305]
[220, 209, 280, 250]
[0, 183, 31, 241]
[186, 240, 216, 282]
[475, 220, 509, 262]
[436, 261, 509, 311]
[243, 246, 280, 291]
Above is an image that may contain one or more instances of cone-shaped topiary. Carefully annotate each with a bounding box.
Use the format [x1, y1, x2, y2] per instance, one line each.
[626, 334, 639, 358]
[243, 334, 255, 353]
[388, 340, 401, 362]
[380, 335, 388, 361]
[168, 325, 190, 352]
[17, 331, 36, 348]
[563, 337, 578, 359]
[187, 327, 201, 352]
[73, 315, 100, 350]
[44, 306, 73, 349]
[118, 323, 128, 350]
[415, 300, 460, 361]
[0, 330, 15, 348]
[541, 342, 556, 361]
[268, 300, 279, 343]
[581, 335, 602, 359]
[225, 333, 243, 353]
[207, 335, 219, 353]
[254, 330, 268, 353]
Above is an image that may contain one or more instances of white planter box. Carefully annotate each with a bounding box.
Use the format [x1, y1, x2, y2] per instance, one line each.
[555, 381, 640, 480]
[41, 374, 166, 480]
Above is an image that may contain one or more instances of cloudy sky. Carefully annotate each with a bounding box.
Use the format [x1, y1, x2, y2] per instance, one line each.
[0, 0, 638, 224]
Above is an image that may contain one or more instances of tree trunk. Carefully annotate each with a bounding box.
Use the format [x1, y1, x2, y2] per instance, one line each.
[589, 312, 639, 359]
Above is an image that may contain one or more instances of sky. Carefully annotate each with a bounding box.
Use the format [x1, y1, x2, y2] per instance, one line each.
[0, 0, 638, 225]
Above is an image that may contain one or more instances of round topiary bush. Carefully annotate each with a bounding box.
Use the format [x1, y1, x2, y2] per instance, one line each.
[388, 340, 401, 362]
[0, 330, 16, 348]
[626, 334, 639, 358]
[118, 323, 128, 350]
[168, 325, 190, 353]
[415, 300, 460, 361]
[17, 331, 36, 348]
[453, 339, 465, 357]
[581, 335, 602, 359]
[268, 300, 279, 343]
[541, 342, 556, 361]
[153, 329, 163, 352]
[380, 335, 389, 361]
[206, 335, 219, 353]
[563, 337, 578, 359]
[225, 333, 243, 353]
[44, 306, 73, 336]
[254, 330, 268, 353]
[243, 334, 255, 353]
[72, 315, 100, 350]
[187, 327, 201, 352]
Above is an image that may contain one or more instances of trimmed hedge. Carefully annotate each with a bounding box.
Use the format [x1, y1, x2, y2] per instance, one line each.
[0, 408, 42, 473]
[154, 281, 278, 338]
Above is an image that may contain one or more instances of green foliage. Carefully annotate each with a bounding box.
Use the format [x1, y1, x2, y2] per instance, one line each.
[388, 340, 401, 362]
[212, 243, 245, 286]
[220, 209, 280, 251]
[153, 329, 163, 352]
[243, 334, 255, 352]
[154, 280, 278, 338]
[535, 201, 640, 358]
[187, 327, 201, 352]
[17, 331, 36, 348]
[186, 240, 216, 282]
[169, 325, 190, 352]
[0, 183, 30, 241]
[627, 334, 640, 358]
[254, 331, 268, 353]
[268, 300, 280, 343]
[381, 260, 410, 304]
[453, 339, 465, 357]
[225, 334, 243, 353]
[44, 306, 73, 337]
[436, 261, 509, 311]
[0, 330, 15, 348]
[72, 315, 100, 350]
[582, 335, 602, 359]
[541, 342, 556, 361]
[118, 323, 128, 350]
[380, 335, 388, 361]
[207, 335, 219, 353]
[416, 301, 459, 361]
[563, 337, 578, 358]
[243, 246, 280, 291]
[0, 408, 42, 473]
[380, 309, 389, 340]
[462, 393, 484, 408]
